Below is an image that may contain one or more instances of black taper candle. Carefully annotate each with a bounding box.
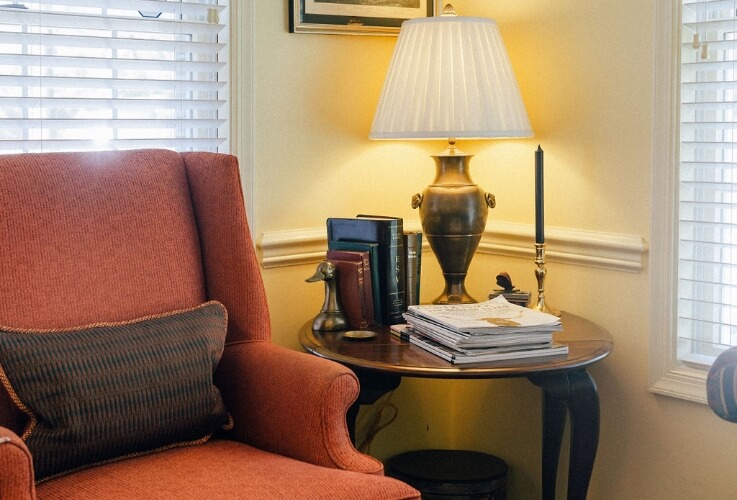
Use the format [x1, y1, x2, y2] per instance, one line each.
[535, 145, 544, 244]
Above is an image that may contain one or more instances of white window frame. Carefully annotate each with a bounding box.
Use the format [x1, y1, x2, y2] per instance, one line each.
[650, 0, 737, 403]
[229, 0, 254, 230]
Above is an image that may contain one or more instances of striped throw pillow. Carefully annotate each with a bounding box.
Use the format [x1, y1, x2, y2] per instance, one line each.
[0, 301, 232, 481]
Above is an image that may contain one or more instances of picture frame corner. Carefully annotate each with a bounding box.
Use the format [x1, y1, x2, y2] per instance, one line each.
[289, 0, 438, 36]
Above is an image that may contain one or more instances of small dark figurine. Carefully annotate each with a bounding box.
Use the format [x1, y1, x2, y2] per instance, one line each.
[306, 260, 348, 331]
[490, 271, 531, 307]
[496, 272, 517, 293]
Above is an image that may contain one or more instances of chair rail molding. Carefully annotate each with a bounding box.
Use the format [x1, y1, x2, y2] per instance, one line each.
[258, 221, 648, 273]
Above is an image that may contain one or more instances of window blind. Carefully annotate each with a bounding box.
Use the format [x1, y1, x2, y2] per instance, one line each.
[0, 0, 228, 153]
[679, 0, 737, 364]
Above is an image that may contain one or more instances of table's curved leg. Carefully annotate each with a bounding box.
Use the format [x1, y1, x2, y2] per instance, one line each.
[529, 369, 600, 500]
[347, 368, 402, 443]
[541, 380, 568, 499]
[566, 370, 599, 500]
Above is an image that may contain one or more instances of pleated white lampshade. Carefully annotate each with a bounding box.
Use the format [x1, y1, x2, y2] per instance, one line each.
[369, 12, 532, 140]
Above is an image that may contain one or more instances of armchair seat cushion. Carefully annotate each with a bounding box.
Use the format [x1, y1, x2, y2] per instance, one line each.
[35, 439, 420, 500]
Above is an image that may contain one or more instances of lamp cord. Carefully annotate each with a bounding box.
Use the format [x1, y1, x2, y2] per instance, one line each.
[357, 391, 398, 454]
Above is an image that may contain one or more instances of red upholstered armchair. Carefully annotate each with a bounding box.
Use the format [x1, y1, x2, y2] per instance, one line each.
[0, 150, 419, 500]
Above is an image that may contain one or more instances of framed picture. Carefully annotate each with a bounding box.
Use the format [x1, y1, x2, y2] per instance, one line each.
[289, 0, 438, 36]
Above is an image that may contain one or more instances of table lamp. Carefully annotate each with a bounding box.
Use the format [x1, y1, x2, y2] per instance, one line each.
[369, 4, 532, 304]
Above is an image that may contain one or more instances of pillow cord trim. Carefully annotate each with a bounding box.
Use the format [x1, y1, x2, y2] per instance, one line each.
[0, 301, 223, 335]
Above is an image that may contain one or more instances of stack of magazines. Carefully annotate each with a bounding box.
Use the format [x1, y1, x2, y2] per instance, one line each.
[400, 295, 567, 364]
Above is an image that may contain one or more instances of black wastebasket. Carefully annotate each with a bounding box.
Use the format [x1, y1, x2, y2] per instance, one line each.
[385, 449, 508, 499]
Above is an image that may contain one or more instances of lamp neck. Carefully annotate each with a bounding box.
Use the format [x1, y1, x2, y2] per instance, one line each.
[431, 153, 475, 185]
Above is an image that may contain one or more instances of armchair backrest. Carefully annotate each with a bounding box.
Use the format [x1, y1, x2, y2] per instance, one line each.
[0, 149, 270, 433]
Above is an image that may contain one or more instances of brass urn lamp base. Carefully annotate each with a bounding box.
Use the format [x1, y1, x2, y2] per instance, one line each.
[413, 143, 495, 304]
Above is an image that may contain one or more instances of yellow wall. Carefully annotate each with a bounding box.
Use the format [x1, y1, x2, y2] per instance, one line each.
[249, 1, 737, 498]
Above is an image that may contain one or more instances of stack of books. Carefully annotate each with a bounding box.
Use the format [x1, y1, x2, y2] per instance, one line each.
[326, 215, 422, 328]
[400, 296, 567, 364]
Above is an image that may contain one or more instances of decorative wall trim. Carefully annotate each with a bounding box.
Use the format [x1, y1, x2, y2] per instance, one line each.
[258, 228, 331, 269]
[258, 221, 648, 273]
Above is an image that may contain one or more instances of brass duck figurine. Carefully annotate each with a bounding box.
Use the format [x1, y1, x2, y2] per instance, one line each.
[306, 260, 348, 331]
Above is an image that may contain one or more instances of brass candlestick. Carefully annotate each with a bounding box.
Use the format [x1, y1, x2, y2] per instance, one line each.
[533, 243, 560, 316]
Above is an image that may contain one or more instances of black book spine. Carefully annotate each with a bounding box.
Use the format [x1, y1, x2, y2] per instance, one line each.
[384, 218, 405, 324]
[404, 232, 422, 307]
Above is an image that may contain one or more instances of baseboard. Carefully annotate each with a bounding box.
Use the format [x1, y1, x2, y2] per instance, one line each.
[257, 221, 648, 273]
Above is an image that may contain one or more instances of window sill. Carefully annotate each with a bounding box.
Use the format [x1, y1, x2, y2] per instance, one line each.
[649, 364, 707, 405]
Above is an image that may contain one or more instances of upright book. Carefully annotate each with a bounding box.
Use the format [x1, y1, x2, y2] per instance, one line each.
[327, 216, 405, 325]
[326, 249, 375, 328]
[356, 214, 406, 322]
[327, 240, 382, 322]
[404, 231, 422, 307]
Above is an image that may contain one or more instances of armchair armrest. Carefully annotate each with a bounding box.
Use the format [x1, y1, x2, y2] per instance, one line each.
[0, 427, 36, 500]
[215, 341, 384, 475]
[707, 347, 737, 422]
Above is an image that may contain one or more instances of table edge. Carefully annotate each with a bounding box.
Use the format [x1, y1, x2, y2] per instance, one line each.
[298, 312, 613, 379]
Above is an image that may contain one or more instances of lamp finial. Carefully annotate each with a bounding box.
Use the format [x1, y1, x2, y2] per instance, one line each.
[441, 4, 457, 16]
